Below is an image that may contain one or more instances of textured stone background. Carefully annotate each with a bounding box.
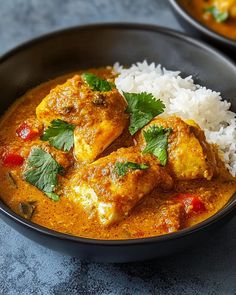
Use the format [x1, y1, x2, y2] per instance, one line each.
[0, 1, 236, 294]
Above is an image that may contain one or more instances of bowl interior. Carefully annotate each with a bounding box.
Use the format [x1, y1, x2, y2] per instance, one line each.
[0, 24, 236, 243]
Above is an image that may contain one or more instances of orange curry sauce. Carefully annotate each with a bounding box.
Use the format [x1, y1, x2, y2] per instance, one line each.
[0, 68, 235, 240]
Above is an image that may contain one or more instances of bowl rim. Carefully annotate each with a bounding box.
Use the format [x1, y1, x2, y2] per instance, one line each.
[0, 22, 236, 246]
[168, 0, 236, 48]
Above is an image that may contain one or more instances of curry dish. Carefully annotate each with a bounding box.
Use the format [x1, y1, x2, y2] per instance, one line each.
[0, 68, 235, 240]
[180, 0, 236, 40]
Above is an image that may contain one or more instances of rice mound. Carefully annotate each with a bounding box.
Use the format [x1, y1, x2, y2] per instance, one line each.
[114, 61, 236, 176]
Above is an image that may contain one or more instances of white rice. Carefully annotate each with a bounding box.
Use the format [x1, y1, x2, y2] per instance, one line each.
[114, 61, 236, 176]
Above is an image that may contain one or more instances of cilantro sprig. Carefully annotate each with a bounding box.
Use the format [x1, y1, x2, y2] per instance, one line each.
[23, 147, 63, 201]
[41, 119, 75, 152]
[123, 92, 165, 135]
[142, 125, 172, 166]
[82, 73, 114, 92]
[115, 161, 149, 177]
[205, 6, 229, 23]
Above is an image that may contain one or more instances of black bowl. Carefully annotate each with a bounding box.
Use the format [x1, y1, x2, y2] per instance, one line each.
[0, 23, 236, 263]
[169, 0, 236, 56]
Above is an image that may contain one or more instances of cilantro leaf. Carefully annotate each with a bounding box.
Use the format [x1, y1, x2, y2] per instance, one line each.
[142, 125, 172, 166]
[23, 147, 63, 201]
[205, 6, 228, 22]
[41, 119, 75, 152]
[82, 73, 114, 92]
[115, 161, 149, 177]
[123, 92, 165, 135]
[45, 192, 60, 201]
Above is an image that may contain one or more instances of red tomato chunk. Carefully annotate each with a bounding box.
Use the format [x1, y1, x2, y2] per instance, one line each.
[16, 123, 39, 141]
[174, 193, 206, 216]
[2, 153, 24, 167]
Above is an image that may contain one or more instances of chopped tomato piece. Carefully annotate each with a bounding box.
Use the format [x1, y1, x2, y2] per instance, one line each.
[174, 193, 206, 215]
[16, 123, 39, 141]
[2, 153, 24, 167]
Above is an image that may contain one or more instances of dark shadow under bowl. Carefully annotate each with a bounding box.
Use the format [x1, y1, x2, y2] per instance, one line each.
[169, 0, 236, 57]
[0, 23, 236, 262]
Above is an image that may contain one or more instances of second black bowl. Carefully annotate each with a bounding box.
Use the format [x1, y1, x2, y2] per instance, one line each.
[169, 0, 236, 57]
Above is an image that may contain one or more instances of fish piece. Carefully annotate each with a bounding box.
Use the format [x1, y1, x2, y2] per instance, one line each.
[136, 116, 218, 180]
[66, 147, 173, 226]
[36, 73, 128, 162]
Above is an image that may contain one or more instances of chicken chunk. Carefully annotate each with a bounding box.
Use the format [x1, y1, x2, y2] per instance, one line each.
[136, 116, 218, 180]
[65, 147, 173, 226]
[36, 73, 128, 162]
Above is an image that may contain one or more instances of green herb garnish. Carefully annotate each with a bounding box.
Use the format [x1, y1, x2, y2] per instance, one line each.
[82, 73, 114, 92]
[123, 92, 165, 135]
[41, 119, 75, 152]
[143, 125, 172, 166]
[115, 161, 149, 177]
[45, 192, 60, 202]
[205, 6, 229, 23]
[23, 147, 63, 201]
